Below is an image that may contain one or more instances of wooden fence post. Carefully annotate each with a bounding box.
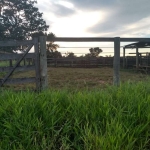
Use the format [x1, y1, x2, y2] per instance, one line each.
[34, 37, 41, 91]
[113, 37, 120, 86]
[123, 47, 125, 68]
[39, 36, 48, 90]
[136, 46, 139, 69]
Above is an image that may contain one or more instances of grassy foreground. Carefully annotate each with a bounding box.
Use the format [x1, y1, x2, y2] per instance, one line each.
[0, 81, 150, 149]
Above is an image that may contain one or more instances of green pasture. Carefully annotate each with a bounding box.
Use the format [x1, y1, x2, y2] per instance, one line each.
[0, 80, 150, 149]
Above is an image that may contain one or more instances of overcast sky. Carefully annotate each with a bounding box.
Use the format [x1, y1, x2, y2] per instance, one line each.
[35, 0, 150, 56]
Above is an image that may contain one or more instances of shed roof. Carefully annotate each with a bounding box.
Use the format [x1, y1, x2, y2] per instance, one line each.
[124, 42, 150, 49]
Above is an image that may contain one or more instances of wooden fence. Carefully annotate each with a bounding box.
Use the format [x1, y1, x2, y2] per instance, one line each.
[1, 36, 150, 88]
[125, 55, 150, 68]
[46, 37, 150, 86]
[0, 37, 48, 91]
[47, 57, 114, 68]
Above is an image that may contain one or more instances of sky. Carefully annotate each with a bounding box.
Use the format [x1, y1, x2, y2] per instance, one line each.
[35, 0, 150, 56]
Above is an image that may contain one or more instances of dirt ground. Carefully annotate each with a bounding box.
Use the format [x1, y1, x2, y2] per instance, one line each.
[1, 67, 149, 90]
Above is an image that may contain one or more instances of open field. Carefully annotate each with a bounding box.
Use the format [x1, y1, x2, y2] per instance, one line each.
[0, 81, 150, 149]
[0, 67, 149, 90]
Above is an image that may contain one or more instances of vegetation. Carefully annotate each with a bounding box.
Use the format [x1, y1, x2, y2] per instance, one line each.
[0, 80, 150, 149]
[0, 0, 49, 52]
[85, 47, 103, 58]
[46, 33, 61, 58]
[65, 52, 77, 58]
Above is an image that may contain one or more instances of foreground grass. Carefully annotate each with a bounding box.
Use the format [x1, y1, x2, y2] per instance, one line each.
[0, 81, 150, 149]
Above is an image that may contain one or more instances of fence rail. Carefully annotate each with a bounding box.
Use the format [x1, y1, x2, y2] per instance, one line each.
[0, 40, 34, 47]
[0, 53, 35, 60]
[0, 77, 36, 85]
[47, 57, 115, 67]
[47, 37, 150, 42]
[0, 65, 35, 72]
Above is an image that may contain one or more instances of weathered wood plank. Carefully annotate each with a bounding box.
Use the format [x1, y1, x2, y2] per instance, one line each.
[40, 36, 48, 90]
[47, 58, 103, 61]
[113, 37, 120, 86]
[0, 40, 34, 47]
[129, 53, 141, 54]
[0, 77, 36, 85]
[121, 38, 150, 42]
[136, 46, 139, 69]
[47, 37, 114, 42]
[123, 47, 125, 68]
[0, 65, 35, 72]
[125, 47, 150, 49]
[47, 37, 150, 42]
[0, 53, 35, 60]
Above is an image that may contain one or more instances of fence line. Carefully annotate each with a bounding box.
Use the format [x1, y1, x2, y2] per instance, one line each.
[0, 36, 150, 89]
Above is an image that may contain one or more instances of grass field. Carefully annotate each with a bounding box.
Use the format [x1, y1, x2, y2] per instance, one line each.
[0, 67, 149, 90]
[1, 66, 150, 149]
[0, 81, 150, 149]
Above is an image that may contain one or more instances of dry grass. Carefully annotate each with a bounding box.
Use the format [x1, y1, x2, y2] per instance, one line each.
[1, 67, 149, 90]
[47, 67, 149, 89]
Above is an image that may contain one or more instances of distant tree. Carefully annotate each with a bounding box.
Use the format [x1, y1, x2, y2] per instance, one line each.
[46, 33, 59, 52]
[46, 41, 59, 52]
[105, 55, 112, 57]
[47, 50, 62, 58]
[89, 47, 103, 57]
[65, 52, 76, 58]
[0, 0, 49, 52]
[84, 53, 92, 58]
[79, 55, 84, 58]
[46, 33, 61, 58]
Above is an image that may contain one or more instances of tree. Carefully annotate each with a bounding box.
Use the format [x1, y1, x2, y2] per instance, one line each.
[46, 33, 61, 58]
[0, 0, 49, 52]
[46, 41, 59, 52]
[89, 47, 103, 57]
[47, 51, 62, 58]
[46, 33, 59, 52]
[84, 53, 92, 58]
[65, 52, 76, 58]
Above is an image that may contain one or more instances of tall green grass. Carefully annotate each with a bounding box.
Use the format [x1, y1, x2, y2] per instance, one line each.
[0, 81, 150, 149]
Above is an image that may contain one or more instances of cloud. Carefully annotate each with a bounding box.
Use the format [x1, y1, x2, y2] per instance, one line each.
[66, 0, 150, 36]
[36, 0, 76, 17]
[65, 0, 117, 10]
[35, 0, 150, 39]
[52, 3, 76, 17]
